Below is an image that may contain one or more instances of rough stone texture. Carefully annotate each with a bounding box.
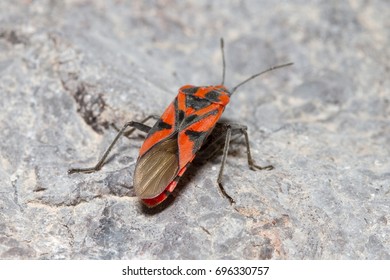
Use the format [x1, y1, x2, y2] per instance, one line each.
[0, 0, 389, 259]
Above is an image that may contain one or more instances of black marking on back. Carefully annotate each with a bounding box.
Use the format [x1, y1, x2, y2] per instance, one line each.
[181, 114, 197, 127]
[205, 90, 222, 102]
[185, 94, 212, 110]
[147, 119, 172, 137]
[182, 87, 200, 95]
[181, 108, 220, 130]
[174, 97, 185, 129]
[185, 129, 210, 153]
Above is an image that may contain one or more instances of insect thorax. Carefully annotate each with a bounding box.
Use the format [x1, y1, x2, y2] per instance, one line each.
[179, 85, 230, 106]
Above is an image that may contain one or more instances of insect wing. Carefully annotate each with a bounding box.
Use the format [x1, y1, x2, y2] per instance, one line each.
[133, 135, 179, 199]
[138, 102, 176, 157]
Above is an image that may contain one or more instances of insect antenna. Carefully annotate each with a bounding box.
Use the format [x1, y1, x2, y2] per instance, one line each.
[230, 62, 293, 96]
[220, 38, 226, 85]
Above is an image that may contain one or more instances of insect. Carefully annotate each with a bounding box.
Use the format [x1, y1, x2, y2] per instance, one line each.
[68, 39, 292, 207]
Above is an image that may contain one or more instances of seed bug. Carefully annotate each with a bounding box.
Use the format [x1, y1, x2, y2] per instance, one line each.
[68, 39, 292, 207]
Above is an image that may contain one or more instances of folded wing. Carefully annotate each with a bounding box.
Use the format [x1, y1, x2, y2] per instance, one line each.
[133, 134, 179, 199]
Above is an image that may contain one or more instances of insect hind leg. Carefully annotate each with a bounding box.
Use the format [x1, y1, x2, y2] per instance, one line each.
[68, 121, 151, 174]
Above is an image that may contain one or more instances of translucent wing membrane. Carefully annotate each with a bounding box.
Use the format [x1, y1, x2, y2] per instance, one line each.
[133, 134, 179, 199]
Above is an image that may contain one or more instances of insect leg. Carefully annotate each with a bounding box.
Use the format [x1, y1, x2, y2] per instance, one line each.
[195, 124, 227, 162]
[123, 115, 159, 137]
[216, 124, 236, 205]
[68, 121, 151, 174]
[112, 115, 159, 138]
[237, 125, 274, 171]
[215, 123, 273, 204]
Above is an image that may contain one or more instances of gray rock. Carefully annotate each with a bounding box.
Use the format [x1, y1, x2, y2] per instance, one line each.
[0, 0, 389, 259]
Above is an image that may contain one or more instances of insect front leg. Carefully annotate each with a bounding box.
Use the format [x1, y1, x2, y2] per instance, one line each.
[68, 121, 151, 174]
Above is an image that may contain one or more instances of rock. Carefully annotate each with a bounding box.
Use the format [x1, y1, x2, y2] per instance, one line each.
[0, 0, 389, 259]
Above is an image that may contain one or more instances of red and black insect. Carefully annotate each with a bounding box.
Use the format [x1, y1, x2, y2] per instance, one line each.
[69, 39, 292, 207]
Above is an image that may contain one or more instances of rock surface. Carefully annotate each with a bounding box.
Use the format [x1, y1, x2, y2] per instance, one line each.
[0, 0, 389, 259]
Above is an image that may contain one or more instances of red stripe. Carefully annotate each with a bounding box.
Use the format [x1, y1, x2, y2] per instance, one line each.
[138, 102, 176, 156]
